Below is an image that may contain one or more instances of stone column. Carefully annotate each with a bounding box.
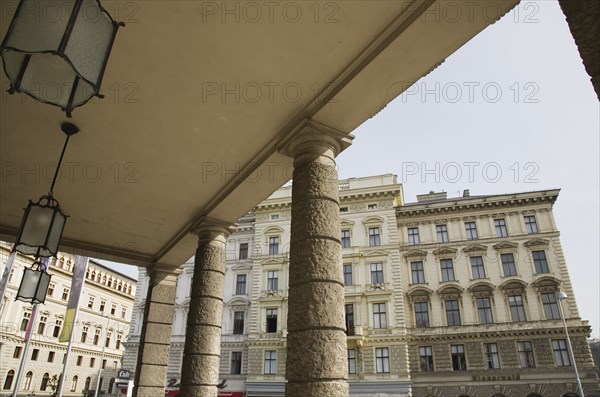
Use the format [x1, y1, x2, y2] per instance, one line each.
[283, 120, 353, 397]
[180, 219, 234, 397]
[133, 264, 180, 397]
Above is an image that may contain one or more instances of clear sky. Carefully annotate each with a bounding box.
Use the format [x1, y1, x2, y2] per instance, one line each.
[335, 0, 600, 337]
[100, 1, 599, 337]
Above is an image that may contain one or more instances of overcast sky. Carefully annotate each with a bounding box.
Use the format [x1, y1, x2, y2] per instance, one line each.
[336, 0, 600, 338]
[100, 1, 599, 337]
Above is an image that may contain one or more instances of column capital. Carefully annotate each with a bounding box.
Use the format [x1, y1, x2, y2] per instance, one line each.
[191, 216, 237, 242]
[146, 263, 181, 283]
[280, 119, 353, 165]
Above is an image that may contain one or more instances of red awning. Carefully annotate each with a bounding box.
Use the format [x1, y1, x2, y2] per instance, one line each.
[217, 392, 244, 397]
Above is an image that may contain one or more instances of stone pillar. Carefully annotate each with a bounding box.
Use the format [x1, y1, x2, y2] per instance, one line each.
[559, 0, 600, 100]
[133, 264, 180, 397]
[283, 120, 353, 397]
[180, 219, 234, 397]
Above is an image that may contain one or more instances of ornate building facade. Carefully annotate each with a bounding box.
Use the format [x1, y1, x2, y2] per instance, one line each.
[398, 190, 598, 397]
[0, 245, 136, 397]
[122, 175, 598, 397]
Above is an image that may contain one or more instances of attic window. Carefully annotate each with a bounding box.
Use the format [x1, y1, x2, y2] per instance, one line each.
[340, 207, 349, 213]
[270, 214, 280, 220]
[367, 203, 378, 210]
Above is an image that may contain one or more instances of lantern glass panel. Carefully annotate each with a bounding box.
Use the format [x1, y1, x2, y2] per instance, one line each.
[35, 271, 52, 303]
[16, 267, 41, 302]
[16, 201, 66, 257]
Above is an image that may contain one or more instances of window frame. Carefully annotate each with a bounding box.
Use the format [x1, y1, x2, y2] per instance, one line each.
[343, 264, 353, 286]
[451, 344, 467, 371]
[508, 295, 527, 322]
[501, 253, 518, 277]
[230, 351, 242, 375]
[238, 243, 249, 259]
[494, 218, 508, 237]
[465, 221, 478, 240]
[414, 301, 430, 328]
[552, 339, 571, 367]
[524, 215, 539, 234]
[541, 292, 561, 320]
[436, 224, 449, 243]
[484, 343, 500, 369]
[347, 349, 357, 374]
[235, 274, 247, 295]
[341, 230, 351, 248]
[268, 236, 280, 255]
[440, 259, 455, 282]
[266, 270, 279, 291]
[445, 299, 461, 326]
[264, 350, 277, 374]
[476, 297, 494, 324]
[370, 263, 384, 284]
[407, 227, 420, 245]
[233, 311, 245, 335]
[368, 227, 381, 247]
[419, 346, 434, 372]
[375, 347, 390, 373]
[372, 302, 387, 329]
[517, 341, 536, 368]
[532, 250, 549, 273]
[411, 261, 425, 284]
[470, 256, 486, 279]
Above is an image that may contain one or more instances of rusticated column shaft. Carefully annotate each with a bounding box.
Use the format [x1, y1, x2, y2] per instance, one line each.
[133, 265, 179, 397]
[180, 220, 234, 397]
[285, 127, 349, 397]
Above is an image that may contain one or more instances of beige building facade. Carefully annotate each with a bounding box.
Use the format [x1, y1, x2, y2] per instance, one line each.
[0, 245, 135, 397]
[398, 190, 599, 397]
[122, 175, 598, 397]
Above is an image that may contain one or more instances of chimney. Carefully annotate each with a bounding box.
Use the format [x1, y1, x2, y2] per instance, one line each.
[463, 189, 470, 197]
[416, 191, 447, 203]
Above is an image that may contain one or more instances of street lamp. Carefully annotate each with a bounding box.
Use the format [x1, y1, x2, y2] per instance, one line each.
[94, 312, 110, 397]
[15, 259, 51, 304]
[557, 291, 584, 397]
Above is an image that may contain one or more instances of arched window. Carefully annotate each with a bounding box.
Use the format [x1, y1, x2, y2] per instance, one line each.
[127, 285, 132, 295]
[3, 370, 15, 390]
[108, 378, 115, 393]
[40, 373, 50, 391]
[107, 278, 112, 288]
[84, 377, 91, 391]
[24, 371, 33, 390]
[99, 377, 103, 391]
[118, 282, 123, 292]
[102, 275, 107, 285]
[71, 376, 78, 392]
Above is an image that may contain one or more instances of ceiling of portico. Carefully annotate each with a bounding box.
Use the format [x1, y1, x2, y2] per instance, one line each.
[0, 0, 518, 267]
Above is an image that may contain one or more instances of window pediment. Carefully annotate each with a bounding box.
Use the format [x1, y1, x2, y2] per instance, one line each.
[403, 249, 428, 259]
[523, 238, 550, 249]
[226, 297, 250, 307]
[462, 243, 487, 254]
[341, 219, 355, 228]
[532, 275, 561, 292]
[437, 284, 463, 299]
[499, 279, 528, 295]
[407, 286, 433, 303]
[468, 281, 495, 297]
[362, 216, 384, 226]
[264, 226, 284, 236]
[432, 247, 457, 257]
[492, 241, 518, 252]
[362, 249, 390, 258]
[231, 263, 252, 271]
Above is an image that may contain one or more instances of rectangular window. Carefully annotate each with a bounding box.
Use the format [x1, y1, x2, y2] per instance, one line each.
[93, 329, 100, 345]
[368, 227, 381, 246]
[368, 203, 378, 210]
[116, 334, 122, 349]
[340, 206, 349, 213]
[445, 299, 461, 326]
[231, 352, 242, 375]
[105, 332, 111, 348]
[345, 304, 355, 335]
[102, 359, 107, 369]
[38, 315, 47, 335]
[341, 230, 351, 248]
[47, 351, 55, 363]
[239, 243, 249, 259]
[541, 292, 561, 320]
[465, 222, 478, 240]
[508, 295, 527, 321]
[77, 355, 83, 366]
[270, 214, 279, 220]
[268, 237, 279, 255]
[470, 256, 486, 279]
[440, 259, 455, 282]
[233, 311, 245, 335]
[415, 302, 430, 328]
[31, 348, 39, 361]
[407, 227, 420, 245]
[373, 303, 387, 329]
[501, 253, 518, 276]
[235, 274, 247, 295]
[121, 307, 126, 319]
[370, 263, 384, 284]
[495, 219, 508, 237]
[343, 265, 353, 286]
[533, 250, 549, 273]
[552, 339, 571, 366]
[266, 309, 277, 333]
[518, 341, 536, 368]
[436, 224, 449, 243]
[347, 349, 357, 374]
[90, 357, 96, 368]
[451, 344, 467, 370]
[13, 346, 22, 359]
[375, 347, 390, 373]
[419, 346, 434, 372]
[264, 351, 277, 374]
[47, 283, 55, 296]
[111, 303, 116, 315]
[81, 326, 88, 343]
[61, 288, 69, 301]
[100, 300, 106, 312]
[53, 320, 62, 338]
[88, 297, 94, 309]
[524, 215, 538, 234]
[484, 343, 500, 369]
[267, 270, 278, 291]
[411, 261, 425, 284]
[20, 312, 30, 331]
[476, 297, 494, 324]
